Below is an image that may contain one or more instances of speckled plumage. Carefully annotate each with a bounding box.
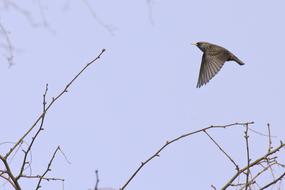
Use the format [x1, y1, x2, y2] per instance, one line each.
[193, 42, 244, 88]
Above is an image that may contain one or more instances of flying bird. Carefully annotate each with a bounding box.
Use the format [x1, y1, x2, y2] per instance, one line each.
[192, 42, 245, 88]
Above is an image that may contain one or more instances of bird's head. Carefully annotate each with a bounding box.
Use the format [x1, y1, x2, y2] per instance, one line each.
[192, 42, 210, 52]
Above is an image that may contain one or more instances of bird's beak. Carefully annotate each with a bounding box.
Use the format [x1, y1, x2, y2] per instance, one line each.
[191, 42, 197, 46]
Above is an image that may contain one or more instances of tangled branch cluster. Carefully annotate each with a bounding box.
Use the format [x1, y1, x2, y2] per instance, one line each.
[119, 122, 285, 190]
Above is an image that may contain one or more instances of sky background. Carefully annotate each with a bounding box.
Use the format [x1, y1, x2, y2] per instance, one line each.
[1, 0, 285, 189]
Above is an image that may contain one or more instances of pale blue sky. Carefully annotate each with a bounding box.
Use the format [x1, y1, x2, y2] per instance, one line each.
[1, 1, 285, 189]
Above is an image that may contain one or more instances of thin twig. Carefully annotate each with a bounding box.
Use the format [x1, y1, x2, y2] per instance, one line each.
[21, 175, 64, 182]
[244, 124, 251, 190]
[267, 124, 273, 153]
[16, 84, 48, 180]
[210, 184, 217, 190]
[35, 0, 54, 33]
[35, 146, 60, 190]
[1, 0, 37, 26]
[259, 171, 285, 190]
[0, 21, 14, 66]
[204, 130, 239, 171]
[81, 0, 116, 35]
[266, 123, 276, 181]
[94, 170, 99, 190]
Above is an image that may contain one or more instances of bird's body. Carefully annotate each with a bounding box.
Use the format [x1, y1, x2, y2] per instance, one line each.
[193, 42, 244, 88]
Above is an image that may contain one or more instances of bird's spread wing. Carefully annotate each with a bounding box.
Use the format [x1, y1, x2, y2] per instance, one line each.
[196, 51, 228, 88]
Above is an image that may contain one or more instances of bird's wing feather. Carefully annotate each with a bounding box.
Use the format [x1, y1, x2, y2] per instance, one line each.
[196, 51, 228, 88]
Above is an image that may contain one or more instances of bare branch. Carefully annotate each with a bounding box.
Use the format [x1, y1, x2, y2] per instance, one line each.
[120, 121, 254, 190]
[4, 49, 106, 159]
[266, 124, 276, 181]
[0, 48, 105, 189]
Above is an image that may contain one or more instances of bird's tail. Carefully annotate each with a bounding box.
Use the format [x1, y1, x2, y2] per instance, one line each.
[232, 55, 245, 65]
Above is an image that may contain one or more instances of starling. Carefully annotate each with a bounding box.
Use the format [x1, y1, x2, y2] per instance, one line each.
[192, 42, 245, 88]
